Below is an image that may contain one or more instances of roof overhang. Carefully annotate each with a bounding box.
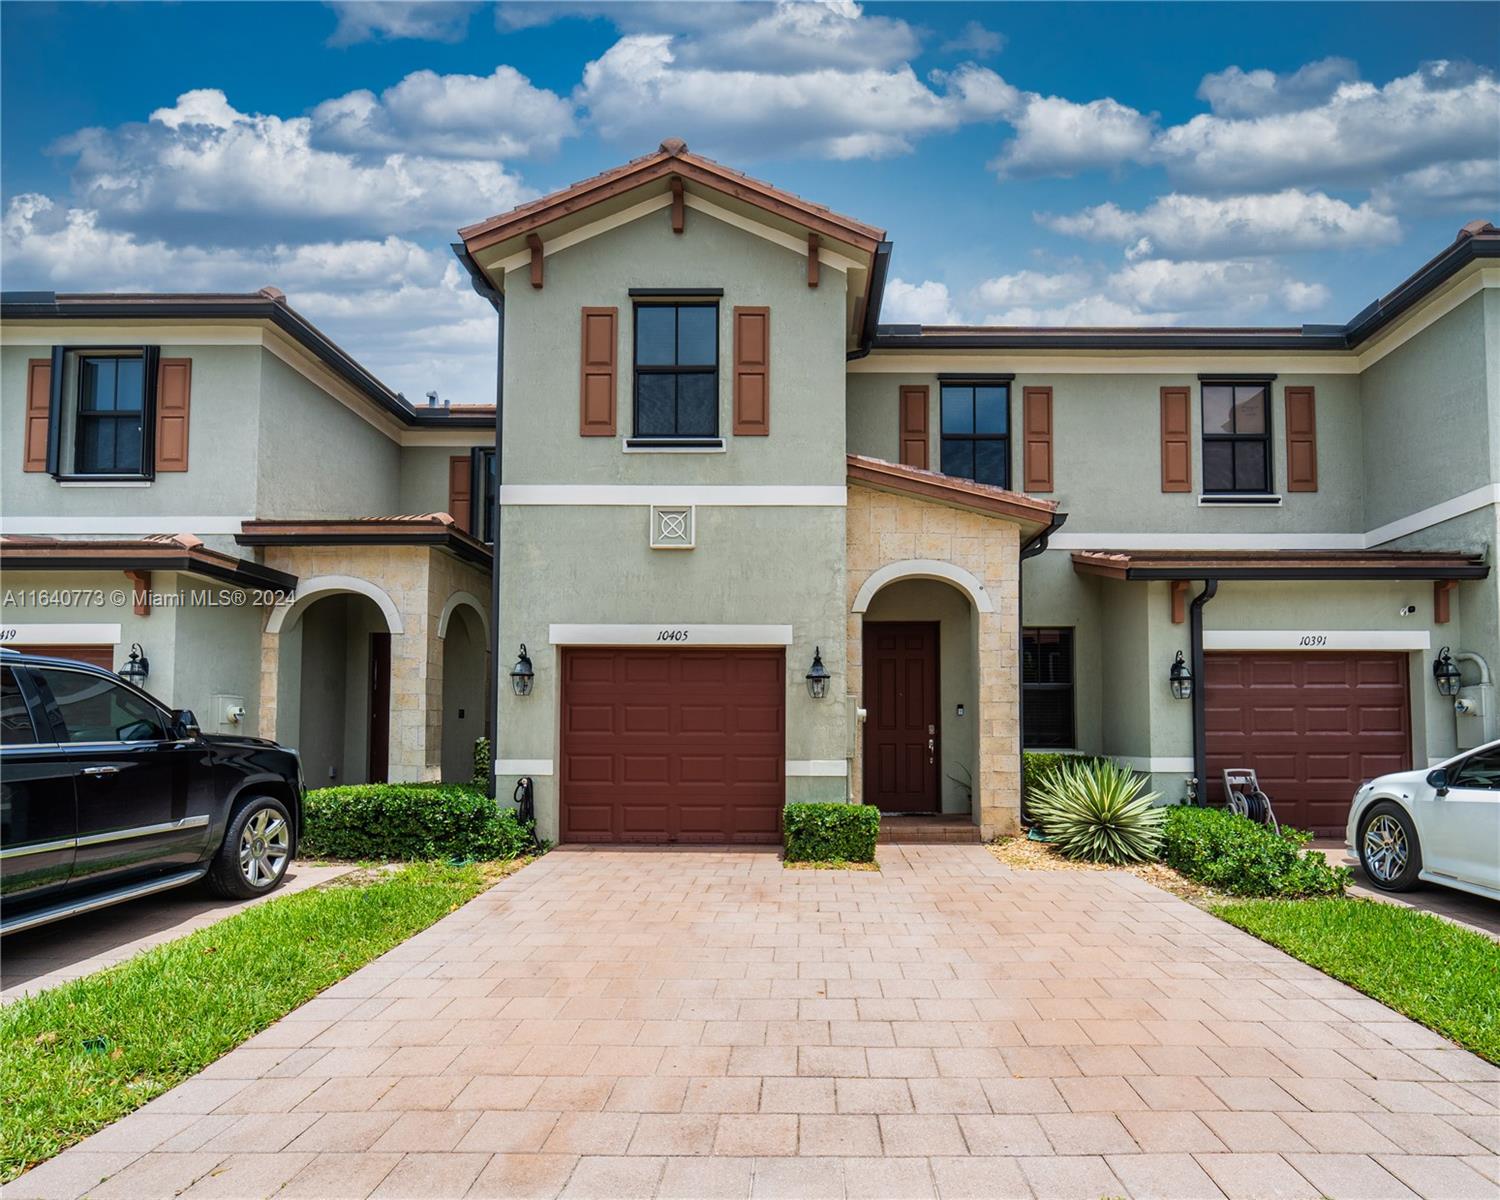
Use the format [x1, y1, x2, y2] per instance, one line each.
[847, 454, 1060, 538]
[0, 535, 298, 591]
[1071, 549, 1491, 582]
[236, 517, 492, 570]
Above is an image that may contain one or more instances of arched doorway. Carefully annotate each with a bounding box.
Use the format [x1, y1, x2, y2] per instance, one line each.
[271, 590, 397, 787]
[440, 603, 489, 783]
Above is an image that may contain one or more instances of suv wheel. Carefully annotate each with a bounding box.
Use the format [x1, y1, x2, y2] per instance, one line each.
[207, 796, 293, 899]
[1357, 801, 1422, 892]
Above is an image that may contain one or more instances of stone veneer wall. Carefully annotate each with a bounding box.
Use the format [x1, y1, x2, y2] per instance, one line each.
[258, 545, 490, 783]
[846, 484, 1023, 838]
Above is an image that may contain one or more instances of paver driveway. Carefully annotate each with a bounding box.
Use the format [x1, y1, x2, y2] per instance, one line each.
[14, 845, 1498, 1199]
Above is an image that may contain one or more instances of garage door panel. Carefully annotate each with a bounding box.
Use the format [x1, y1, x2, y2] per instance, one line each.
[1206, 651, 1409, 836]
[561, 647, 785, 844]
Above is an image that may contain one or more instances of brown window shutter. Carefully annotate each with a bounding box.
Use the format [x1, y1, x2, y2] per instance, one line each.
[1285, 386, 1317, 492]
[154, 357, 192, 472]
[448, 455, 472, 530]
[732, 306, 770, 435]
[23, 358, 52, 472]
[1022, 386, 1054, 492]
[579, 306, 617, 436]
[898, 385, 929, 469]
[1160, 386, 1192, 492]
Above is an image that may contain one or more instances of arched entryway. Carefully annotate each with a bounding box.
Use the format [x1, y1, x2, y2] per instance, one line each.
[439, 601, 489, 782]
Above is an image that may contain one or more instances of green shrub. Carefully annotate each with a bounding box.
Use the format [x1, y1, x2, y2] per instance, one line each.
[471, 736, 492, 788]
[1022, 751, 1109, 801]
[783, 802, 880, 863]
[1028, 757, 1163, 864]
[302, 783, 532, 862]
[1162, 805, 1349, 897]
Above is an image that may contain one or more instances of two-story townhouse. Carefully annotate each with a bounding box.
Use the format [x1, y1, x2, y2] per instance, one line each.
[0, 290, 496, 787]
[458, 140, 1496, 844]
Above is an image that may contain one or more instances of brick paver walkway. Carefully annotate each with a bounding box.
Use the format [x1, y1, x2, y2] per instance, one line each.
[12, 846, 1498, 1199]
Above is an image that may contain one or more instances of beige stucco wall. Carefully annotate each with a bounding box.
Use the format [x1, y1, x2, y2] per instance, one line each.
[846, 484, 1023, 838]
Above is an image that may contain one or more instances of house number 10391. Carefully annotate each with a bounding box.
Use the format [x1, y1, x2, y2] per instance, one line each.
[657, 629, 689, 642]
[1298, 634, 1328, 646]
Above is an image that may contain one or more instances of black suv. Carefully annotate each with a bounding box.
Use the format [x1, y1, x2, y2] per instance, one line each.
[1, 649, 303, 935]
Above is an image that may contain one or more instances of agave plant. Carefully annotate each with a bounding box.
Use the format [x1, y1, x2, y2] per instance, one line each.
[1028, 757, 1163, 864]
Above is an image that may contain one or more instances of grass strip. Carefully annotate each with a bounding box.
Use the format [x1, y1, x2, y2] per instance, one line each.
[1, 860, 506, 1181]
[1213, 896, 1500, 1064]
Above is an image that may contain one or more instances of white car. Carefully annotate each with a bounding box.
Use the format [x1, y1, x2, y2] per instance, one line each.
[1346, 740, 1500, 902]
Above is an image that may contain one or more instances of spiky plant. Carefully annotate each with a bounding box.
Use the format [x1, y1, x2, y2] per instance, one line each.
[1028, 757, 1164, 864]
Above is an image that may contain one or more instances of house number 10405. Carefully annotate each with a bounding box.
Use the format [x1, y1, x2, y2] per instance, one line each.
[657, 629, 689, 642]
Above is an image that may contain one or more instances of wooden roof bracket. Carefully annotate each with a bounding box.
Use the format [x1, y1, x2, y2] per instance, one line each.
[123, 569, 151, 616]
[526, 234, 544, 289]
[1435, 578, 1458, 624]
[669, 176, 685, 234]
[1170, 579, 1189, 624]
[808, 233, 820, 288]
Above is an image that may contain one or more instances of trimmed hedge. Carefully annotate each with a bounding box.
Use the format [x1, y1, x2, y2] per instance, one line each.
[1162, 805, 1349, 898]
[302, 783, 533, 862]
[783, 802, 880, 863]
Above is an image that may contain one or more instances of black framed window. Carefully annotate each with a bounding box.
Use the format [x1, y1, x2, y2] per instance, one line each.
[1022, 628, 1075, 748]
[471, 448, 496, 544]
[1201, 382, 1271, 494]
[940, 383, 1008, 487]
[633, 303, 718, 438]
[47, 346, 158, 479]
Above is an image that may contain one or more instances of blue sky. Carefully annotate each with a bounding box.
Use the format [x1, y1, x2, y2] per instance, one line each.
[3, 1, 1497, 405]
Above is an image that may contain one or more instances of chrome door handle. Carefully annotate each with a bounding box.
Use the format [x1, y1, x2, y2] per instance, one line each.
[81, 766, 120, 777]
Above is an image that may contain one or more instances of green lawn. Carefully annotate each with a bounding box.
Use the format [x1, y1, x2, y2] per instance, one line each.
[1, 861, 507, 1182]
[1214, 896, 1500, 1064]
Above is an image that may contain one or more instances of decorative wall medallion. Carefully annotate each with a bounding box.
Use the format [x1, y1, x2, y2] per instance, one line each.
[650, 505, 695, 550]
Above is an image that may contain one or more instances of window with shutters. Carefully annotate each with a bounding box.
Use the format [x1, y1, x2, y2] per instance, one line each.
[632, 302, 719, 441]
[50, 347, 161, 479]
[1201, 381, 1272, 495]
[473, 448, 496, 543]
[940, 383, 1009, 487]
[1022, 628, 1075, 749]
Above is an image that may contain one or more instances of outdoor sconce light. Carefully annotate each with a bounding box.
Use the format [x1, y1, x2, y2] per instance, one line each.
[805, 646, 831, 700]
[1169, 650, 1193, 700]
[510, 644, 535, 697]
[1433, 646, 1463, 698]
[118, 643, 150, 687]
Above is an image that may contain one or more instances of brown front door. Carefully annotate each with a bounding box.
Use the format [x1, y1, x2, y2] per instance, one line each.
[560, 648, 785, 844]
[863, 622, 940, 812]
[367, 632, 391, 783]
[1205, 652, 1411, 836]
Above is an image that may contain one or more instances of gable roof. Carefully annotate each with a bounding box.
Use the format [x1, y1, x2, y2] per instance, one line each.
[847, 454, 1059, 532]
[459, 138, 885, 256]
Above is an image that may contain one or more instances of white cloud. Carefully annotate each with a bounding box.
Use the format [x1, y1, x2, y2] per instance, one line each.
[53, 89, 532, 242]
[577, 36, 1012, 160]
[325, 1, 477, 46]
[979, 294, 1168, 327]
[1109, 258, 1329, 315]
[990, 94, 1155, 178]
[1156, 61, 1500, 192]
[973, 269, 1093, 309]
[1, 193, 497, 405]
[881, 278, 963, 325]
[1040, 190, 1400, 258]
[1196, 57, 1358, 117]
[311, 67, 576, 159]
[941, 21, 1005, 58]
[1373, 158, 1500, 217]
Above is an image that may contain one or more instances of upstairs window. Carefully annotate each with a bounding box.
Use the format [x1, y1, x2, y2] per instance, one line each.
[1022, 628, 1075, 749]
[50, 347, 160, 479]
[633, 303, 718, 439]
[940, 383, 1009, 487]
[1202, 382, 1271, 494]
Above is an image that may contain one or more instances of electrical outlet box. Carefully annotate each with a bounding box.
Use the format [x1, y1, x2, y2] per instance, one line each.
[211, 694, 247, 734]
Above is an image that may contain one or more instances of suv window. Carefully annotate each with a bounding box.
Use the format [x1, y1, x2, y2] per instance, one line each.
[1, 667, 39, 745]
[1451, 750, 1500, 790]
[35, 668, 167, 743]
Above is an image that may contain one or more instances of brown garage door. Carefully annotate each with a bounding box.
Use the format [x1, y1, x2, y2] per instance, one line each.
[560, 647, 785, 844]
[1205, 652, 1410, 835]
[9, 644, 115, 670]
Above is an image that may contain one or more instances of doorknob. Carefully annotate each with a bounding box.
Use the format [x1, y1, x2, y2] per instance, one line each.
[927, 737, 934, 763]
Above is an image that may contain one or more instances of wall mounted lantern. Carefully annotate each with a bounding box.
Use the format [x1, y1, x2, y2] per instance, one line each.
[1169, 650, 1193, 700]
[510, 644, 535, 697]
[1433, 646, 1463, 697]
[805, 646, 831, 700]
[118, 643, 150, 687]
